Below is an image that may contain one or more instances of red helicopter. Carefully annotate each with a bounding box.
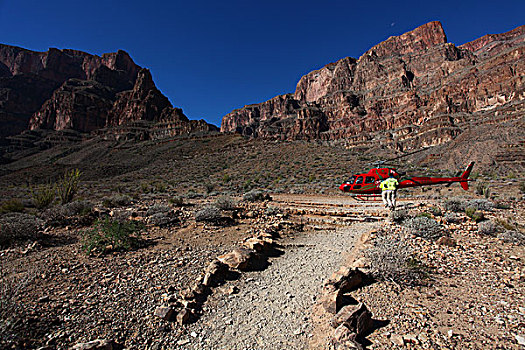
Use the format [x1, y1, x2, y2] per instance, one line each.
[339, 161, 475, 200]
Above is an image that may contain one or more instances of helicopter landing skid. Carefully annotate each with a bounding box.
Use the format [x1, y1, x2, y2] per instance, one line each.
[353, 194, 382, 201]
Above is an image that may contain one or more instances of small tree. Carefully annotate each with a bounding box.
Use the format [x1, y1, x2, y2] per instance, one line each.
[57, 169, 81, 204]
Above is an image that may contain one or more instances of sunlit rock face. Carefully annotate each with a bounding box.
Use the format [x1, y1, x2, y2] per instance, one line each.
[221, 22, 525, 149]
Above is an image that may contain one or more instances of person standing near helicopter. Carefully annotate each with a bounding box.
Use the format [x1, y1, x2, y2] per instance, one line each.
[380, 172, 399, 209]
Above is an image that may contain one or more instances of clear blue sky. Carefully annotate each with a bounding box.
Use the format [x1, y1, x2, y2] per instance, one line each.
[1, 0, 523, 127]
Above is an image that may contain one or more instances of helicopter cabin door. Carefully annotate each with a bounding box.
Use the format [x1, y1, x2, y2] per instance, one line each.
[353, 175, 365, 189]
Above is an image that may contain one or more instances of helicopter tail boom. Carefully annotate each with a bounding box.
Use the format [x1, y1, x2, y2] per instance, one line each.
[460, 162, 475, 190]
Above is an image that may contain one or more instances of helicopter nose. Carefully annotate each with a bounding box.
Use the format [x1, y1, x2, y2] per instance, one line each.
[339, 183, 350, 192]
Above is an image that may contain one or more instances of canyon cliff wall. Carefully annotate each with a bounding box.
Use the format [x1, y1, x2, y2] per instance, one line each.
[0, 45, 217, 145]
[221, 22, 525, 151]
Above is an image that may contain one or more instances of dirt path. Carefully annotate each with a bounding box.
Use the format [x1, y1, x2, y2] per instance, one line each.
[174, 195, 380, 349]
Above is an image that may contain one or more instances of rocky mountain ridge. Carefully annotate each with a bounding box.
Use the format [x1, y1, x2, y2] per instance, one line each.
[0, 45, 217, 148]
[221, 22, 525, 153]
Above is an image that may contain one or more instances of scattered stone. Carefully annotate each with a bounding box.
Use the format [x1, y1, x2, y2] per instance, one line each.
[202, 259, 229, 287]
[176, 339, 190, 346]
[437, 236, 457, 247]
[330, 303, 373, 336]
[154, 306, 175, 321]
[333, 324, 358, 343]
[217, 248, 264, 271]
[326, 266, 364, 293]
[515, 334, 525, 345]
[403, 334, 418, 344]
[390, 334, 404, 346]
[320, 285, 343, 314]
[177, 308, 193, 325]
[71, 339, 122, 350]
[38, 296, 50, 303]
[242, 237, 274, 253]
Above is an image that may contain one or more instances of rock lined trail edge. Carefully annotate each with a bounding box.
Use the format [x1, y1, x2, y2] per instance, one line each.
[178, 222, 376, 350]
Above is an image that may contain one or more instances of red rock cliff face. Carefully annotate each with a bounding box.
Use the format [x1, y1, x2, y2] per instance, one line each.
[221, 22, 525, 149]
[0, 45, 217, 143]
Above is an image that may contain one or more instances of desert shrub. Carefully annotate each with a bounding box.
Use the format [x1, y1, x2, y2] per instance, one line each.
[477, 220, 500, 236]
[467, 199, 493, 211]
[153, 182, 167, 193]
[403, 216, 443, 240]
[102, 194, 131, 208]
[30, 183, 55, 209]
[389, 209, 409, 223]
[365, 233, 427, 286]
[443, 197, 468, 212]
[41, 200, 93, 227]
[429, 206, 443, 216]
[416, 212, 433, 219]
[0, 213, 44, 247]
[493, 201, 511, 210]
[147, 212, 178, 227]
[215, 196, 237, 211]
[82, 218, 144, 255]
[476, 182, 491, 198]
[204, 182, 215, 194]
[495, 218, 519, 231]
[243, 190, 271, 202]
[146, 204, 171, 217]
[264, 205, 281, 216]
[465, 207, 484, 222]
[444, 212, 462, 224]
[520, 182, 525, 193]
[0, 200, 24, 214]
[498, 230, 525, 245]
[195, 205, 222, 223]
[169, 196, 184, 207]
[57, 169, 81, 204]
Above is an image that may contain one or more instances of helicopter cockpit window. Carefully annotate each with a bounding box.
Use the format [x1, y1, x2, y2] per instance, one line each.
[346, 176, 357, 184]
[365, 176, 375, 184]
[355, 176, 364, 184]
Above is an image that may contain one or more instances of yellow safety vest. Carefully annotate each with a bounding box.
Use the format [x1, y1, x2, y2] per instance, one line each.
[380, 178, 399, 191]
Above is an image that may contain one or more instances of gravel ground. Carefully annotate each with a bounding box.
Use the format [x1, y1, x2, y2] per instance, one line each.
[177, 223, 374, 350]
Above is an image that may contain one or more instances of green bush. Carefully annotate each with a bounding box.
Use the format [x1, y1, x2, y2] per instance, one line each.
[520, 182, 525, 194]
[465, 207, 484, 222]
[30, 182, 55, 209]
[82, 218, 144, 255]
[57, 169, 81, 204]
[0, 200, 24, 214]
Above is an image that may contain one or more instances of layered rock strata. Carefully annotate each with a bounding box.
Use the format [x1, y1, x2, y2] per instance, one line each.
[221, 22, 525, 150]
[0, 45, 217, 146]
